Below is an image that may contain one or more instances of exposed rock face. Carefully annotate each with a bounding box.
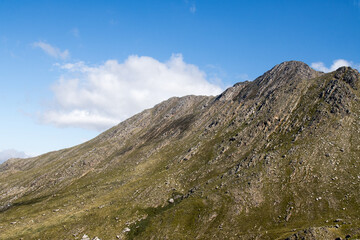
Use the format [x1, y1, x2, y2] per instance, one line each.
[234, 60, 320, 101]
[1, 61, 360, 240]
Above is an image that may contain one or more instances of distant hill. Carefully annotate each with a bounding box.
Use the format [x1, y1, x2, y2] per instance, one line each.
[0, 149, 28, 164]
[1, 61, 360, 239]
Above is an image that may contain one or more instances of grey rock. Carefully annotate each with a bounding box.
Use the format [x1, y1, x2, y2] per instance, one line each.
[81, 234, 90, 240]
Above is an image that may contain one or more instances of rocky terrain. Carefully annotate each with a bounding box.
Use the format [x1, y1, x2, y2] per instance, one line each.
[1, 61, 360, 239]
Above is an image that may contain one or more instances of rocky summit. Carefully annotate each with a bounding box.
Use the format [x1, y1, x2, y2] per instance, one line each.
[1, 61, 360, 240]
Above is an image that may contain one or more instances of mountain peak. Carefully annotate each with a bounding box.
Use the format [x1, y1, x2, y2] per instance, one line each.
[258, 61, 320, 85]
[269, 60, 318, 77]
[334, 65, 360, 90]
[276, 60, 311, 68]
[233, 61, 321, 102]
[335, 65, 360, 75]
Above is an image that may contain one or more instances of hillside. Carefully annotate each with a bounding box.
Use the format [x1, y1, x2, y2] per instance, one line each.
[1, 61, 360, 239]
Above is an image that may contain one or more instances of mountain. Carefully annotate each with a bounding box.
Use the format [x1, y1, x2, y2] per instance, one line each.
[1, 61, 360, 240]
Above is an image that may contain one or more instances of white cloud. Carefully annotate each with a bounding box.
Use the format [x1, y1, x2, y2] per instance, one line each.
[42, 54, 223, 131]
[0, 149, 29, 164]
[33, 41, 69, 60]
[311, 59, 359, 72]
[190, 4, 196, 13]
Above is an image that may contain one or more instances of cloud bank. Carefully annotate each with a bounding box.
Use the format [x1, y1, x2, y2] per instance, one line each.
[42, 54, 223, 131]
[33, 41, 70, 60]
[311, 59, 359, 73]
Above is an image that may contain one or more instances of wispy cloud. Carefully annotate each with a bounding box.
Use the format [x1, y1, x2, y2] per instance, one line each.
[190, 4, 196, 13]
[42, 54, 223, 131]
[235, 73, 249, 81]
[71, 28, 80, 38]
[33, 41, 70, 60]
[109, 19, 119, 25]
[311, 59, 360, 73]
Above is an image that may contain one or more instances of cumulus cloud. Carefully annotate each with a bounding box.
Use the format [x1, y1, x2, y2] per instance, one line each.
[0, 149, 29, 164]
[311, 59, 359, 72]
[33, 41, 69, 60]
[42, 54, 223, 131]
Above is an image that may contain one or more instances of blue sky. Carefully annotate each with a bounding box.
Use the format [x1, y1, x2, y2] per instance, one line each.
[1, 0, 360, 158]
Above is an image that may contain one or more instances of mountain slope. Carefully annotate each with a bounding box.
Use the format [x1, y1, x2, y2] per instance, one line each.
[1, 61, 360, 240]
